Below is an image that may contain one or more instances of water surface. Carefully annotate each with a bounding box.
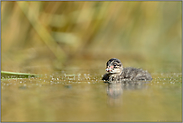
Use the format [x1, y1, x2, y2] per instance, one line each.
[1, 69, 182, 122]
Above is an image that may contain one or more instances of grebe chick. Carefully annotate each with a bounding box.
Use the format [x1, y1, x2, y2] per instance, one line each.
[102, 58, 152, 82]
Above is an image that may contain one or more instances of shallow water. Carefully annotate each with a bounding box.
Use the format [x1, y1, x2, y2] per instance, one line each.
[1, 69, 182, 122]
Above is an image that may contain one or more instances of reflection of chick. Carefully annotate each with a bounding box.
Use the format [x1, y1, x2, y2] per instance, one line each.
[107, 83, 123, 99]
[102, 58, 152, 82]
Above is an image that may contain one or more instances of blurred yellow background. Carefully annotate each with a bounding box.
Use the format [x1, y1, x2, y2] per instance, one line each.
[2, 1, 182, 74]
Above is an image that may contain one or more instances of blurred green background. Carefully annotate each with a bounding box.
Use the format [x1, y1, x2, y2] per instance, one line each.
[2, 1, 182, 74]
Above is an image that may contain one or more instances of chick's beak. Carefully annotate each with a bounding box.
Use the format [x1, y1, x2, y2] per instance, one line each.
[106, 66, 114, 72]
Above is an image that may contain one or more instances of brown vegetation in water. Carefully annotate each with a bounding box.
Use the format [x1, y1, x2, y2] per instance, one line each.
[2, 1, 182, 73]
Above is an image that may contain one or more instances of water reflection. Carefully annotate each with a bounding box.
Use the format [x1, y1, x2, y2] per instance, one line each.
[106, 80, 150, 106]
[106, 82, 123, 106]
[107, 82, 123, 99]
[1, 72, 182, 122]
